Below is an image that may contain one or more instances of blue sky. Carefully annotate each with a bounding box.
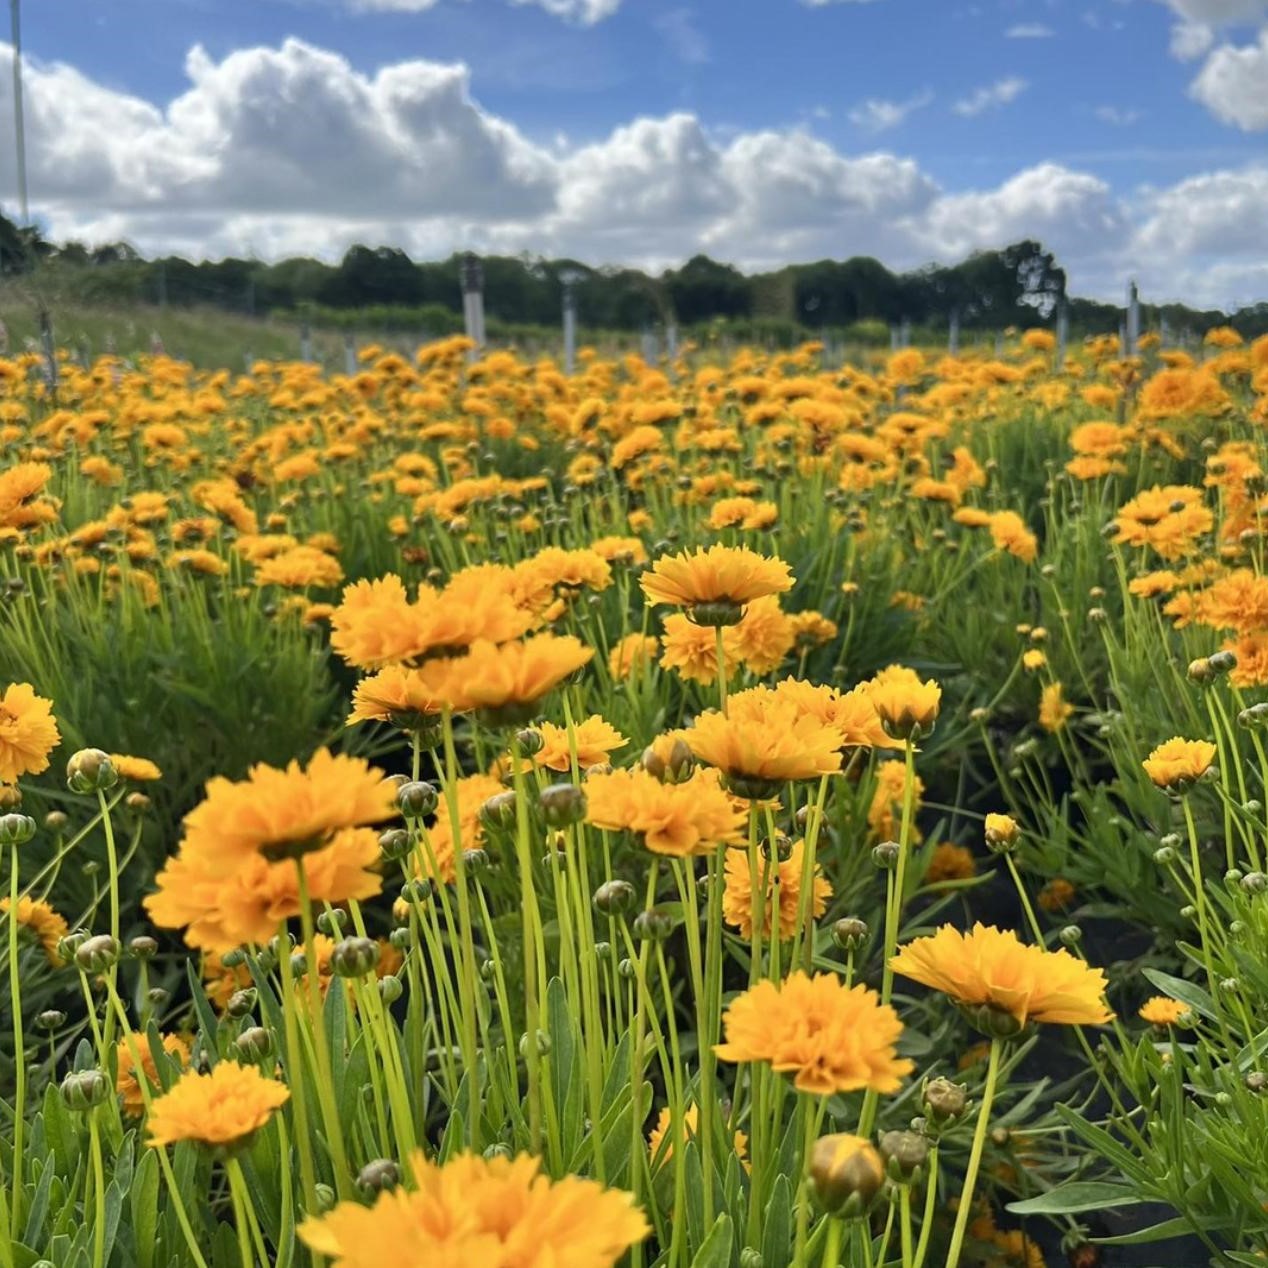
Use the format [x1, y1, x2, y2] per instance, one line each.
[7, 0, 1268, 304]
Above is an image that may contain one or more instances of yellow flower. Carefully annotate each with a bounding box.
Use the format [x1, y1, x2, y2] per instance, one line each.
[0, 896, 68, 963]
[716, 971, 913, 1096]
[1142, 737, 1216, 791]
[923, 843, 976, 884]
[731, 595, 796, 675]
[890, 923, 1113, 1030]
[808, 1135, 885, 1215]
[147, 1062, 289, 1150]
[175, 749, 394, 866]
[660, 614, 741, 686]
[1138, 996, 1190, 1026]
[254, 544, 344, 590]
[984, 813, 1020, 852]
[584, 767, 745, 856]
[648, 1103, 748, 1170]
[687, 684, 842, 794]
[723, 839, 832, 939]
[1038, 683, 1073, 733]
[347, 666, 444, 729]
[116, 1034, 190, 1118]
[0, 683, 60, 784]
[299, 1150, 649, 1268]
[987, 511, 1038, 564]
[110, 754, 162, 782]
[533, 716, 627, 772]
[1021, 649, 1047, 671]
[1038, 877, 1076, 912]
[416, 634, 593, 721]
[608, 633, 660, 680]
[640, 544, 793, 623]
[865, 667, 941, 741]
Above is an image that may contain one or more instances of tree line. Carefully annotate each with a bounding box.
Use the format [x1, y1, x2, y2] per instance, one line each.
[2, 213, 1265, 341]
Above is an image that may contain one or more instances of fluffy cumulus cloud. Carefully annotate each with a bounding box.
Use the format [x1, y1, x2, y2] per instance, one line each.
[1189, 27, 1268, 128]
[0, 39, 1266, 306]
[952, 77, 1028, 117]
[847, 90, 934, 133]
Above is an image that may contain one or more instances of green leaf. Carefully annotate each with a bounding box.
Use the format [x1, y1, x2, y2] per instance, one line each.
[688, 1212, 733, 1268]
[1007, 1182, 1143, 1216]
[130, 1148, 159, 1268]
[1094, 1215, 1215, 1245]
[1140, 968, 1217, 1022]
[184, 959, 223, 1056]
[760, 1175, 792, 1268]
[22, 1156, 55, 1246]
[40, 1082, 79, 1177]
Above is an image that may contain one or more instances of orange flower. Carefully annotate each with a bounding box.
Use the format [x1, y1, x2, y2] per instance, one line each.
[865, 667, 941, 741]
[532, 716, 627, 772]
[890, 923, 1113, 1030]
[722, 839, 832, 939]
[715, 971, 913, 1095]
[640, 544, 793, 624]
[0, 683, 60, 784]
[584, 767, 745, 856]
[1142, 737, 1216, 791]
[147, 1062, 289, 1150]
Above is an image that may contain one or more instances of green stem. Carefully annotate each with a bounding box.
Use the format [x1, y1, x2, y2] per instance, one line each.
[226, 1157, 257, 1268]
[8, 848, 25, 1231]
[910, 1142, 939, 1268]
[277, 919, 320, 1233]
[89, 1110, 106, 1268]
[97, 790, 121, 1054]
[944, 1038, 1003, 1268]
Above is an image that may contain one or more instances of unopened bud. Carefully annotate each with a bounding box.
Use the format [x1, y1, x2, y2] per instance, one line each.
[36, 1009, 66, 1030]
[1059, 925, 1082, 947]
[832, 917, 868, 951]
[357, 1158, 401, 1195]
[60, 1069, 109, 1111]
[479, 791, 517, 832]
[226, 988, 257, 1018]
[379, 974, 404, 1004]
[234, 1026, 274, 1062]
[808, 1134, 885, 1217]
[633, 907, 675, 941]
[594, 879, 636, 916]
[75, 934, 120, 973]
[540, 782, 586, 828]
[922, 1077, 969, 1124]
[317, 909, 350, 936]
[872, 841, 900, 870]
[879, 1130, 928, 1181]
[379, 828, 412, 861]
[66, 749, 118, 794]
[515, 728, 544, 757]
[396, 781, 439, 819]
[0, 813, 35, 846]
[331, 937, 380, 979]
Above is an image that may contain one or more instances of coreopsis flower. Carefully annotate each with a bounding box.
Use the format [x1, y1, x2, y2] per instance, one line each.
[110, 754, 162, 782]
[0, 682, 60, 783]
[147, 1062, 289, 1151]
[1038, 877, 1076, 912]
[1112, 485, 1213, 561]
[867, 760, 925, 842]
[415, 634, 593, 723]
[987, 511, 1038, 564]
[1142, 737, 1216, 791]
[1038, 682, 1073, 733]
[116, 1034, 190, 1117]
[299, 1150, 649, 1268]
[1138, 996, 1190, 1026]
[347, 666, 444, 731]
[175, 749, 395, 866]
[722, 838, 831, 939]
[809, 1135, 885, 1216]
[865, 666, 941, 741]
[772, 678, 899, 751]
[731, 595, 796, 675]
[686, 685, 842, 795]
[660, 614, 742, 685]
[648, 1103, 748, 1170]
[0, 896, 68, 963]
[584, 767, 745, 856]
[890, 923, 1113, 1032]
[254, 544, 344, 590]
[608, 633, 660, 680]
[146, 827, 383, 951]
[533, 716, 627, 772]
[202, 950, 253, 1012]
[789, 611, 838, 649]
[923, 842, 975, 884]
[984, 813, 1020, 852]
[640, 544, 793, 625]
[715, 971, 913, 1096]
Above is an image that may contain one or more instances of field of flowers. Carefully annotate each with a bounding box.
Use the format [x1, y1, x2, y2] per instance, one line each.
[0, 325, 1266, 1267]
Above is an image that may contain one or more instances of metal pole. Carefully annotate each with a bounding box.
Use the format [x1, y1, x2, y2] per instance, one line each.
[11, 0, 28, 225]
[562, 279, 577, 375]
[948, 309, 960, 355]
[1056, 300, 1069, 366]
[1125, 279, 1139, 357]
[344, 332, 356, 376]
[460, 253, 485, 361]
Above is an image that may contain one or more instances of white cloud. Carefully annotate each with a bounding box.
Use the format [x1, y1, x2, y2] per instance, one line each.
[655, 8, 710, 65]
[1190, 27, 1268, 128]
[1094, 105, 1144, 125]
[953, 76, 1028, 116]
[1159, 0, 1268, 23]
[352, 0, 620, 17]
[1, 38, 1266, 309]
[1170, 20, 1216, 56]
[847, 90, 933, 132]
[1006, 22, 1054, 37]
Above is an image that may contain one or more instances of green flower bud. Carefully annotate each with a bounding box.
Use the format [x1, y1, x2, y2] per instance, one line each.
[396, 781, 439, 819]
[331, 937, 381, 979]
[226, 988, 257, 1019]
[314, 1184, 336, 1213]
[60, 1069, 109, 1111]
[479, 791, 518, 832]
[75, 934, 120, 974]
[593, 879, 636, 916]
[36, 1009, 66, 1031]
[234, 1026, 274, 1062]
[872, 841, 900, 870]
[379, 828, 412, 861]
[831, 917, 868, 951]
[540, 782, 587, 828]
[0, 813, 36, 846]
[809, 1134, 885, 1217]
[56, 930, 87, 964]
[357, 1159, 400, 1196]
[66, 749, 118, 794]
[515, 728, 544, 757]
[44, 810, 68, 832]
[633, 907, 675, 941]
[129, 935, 158, 960]
[880, 1130, 929, 1182]
[922, 1077, 969, 1125]
[317, 909, 350, 936]
[388, 927, 413, 951]
[519, 1029, 550, 1057]
[1059, 925, 1082, 947]
[379, 974, 404, 1004]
